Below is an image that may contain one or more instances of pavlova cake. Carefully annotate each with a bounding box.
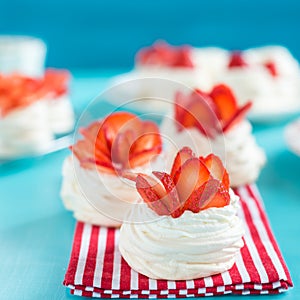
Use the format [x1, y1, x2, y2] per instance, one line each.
[0, 70, 74, 158]
[119, 147, 244, 280]
[216, 46, 300, 118]
[160, 84, 266, 186]
[61, 112, 163, 227]
[109, 41, 213, 112]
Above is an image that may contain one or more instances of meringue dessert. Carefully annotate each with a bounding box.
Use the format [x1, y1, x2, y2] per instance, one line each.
[0, 35, 46, 77]
[61, 112, 163, 227]
[109, 41, 212, 112]
[160, 84, 266, 186]
[0, 71, 75, 158]
[216, 46, 300, 117]
[135, 40, 211, 89]
[119, 147, 244, 280]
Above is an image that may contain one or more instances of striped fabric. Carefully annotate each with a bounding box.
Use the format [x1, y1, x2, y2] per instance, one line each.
[63, 184, 293, 298]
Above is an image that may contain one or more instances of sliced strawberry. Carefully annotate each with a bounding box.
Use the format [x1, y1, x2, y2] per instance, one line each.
[153, 171, 182, 217]
[173, 46, 194, 68]
[73, 139, 114, 173]
[80, 122, 101, 141]
[183, 179, 219, 212]
[137, 42, 170, 65]
[111, 130, 135, 169]
[210, 84, 237, 123]
[102, 112, 140, 136]
[137, 41, 194, 68]
[72, 112, 163, 173]
[43, 68, 70, 96]
[175, 90, 220, 137]
[185, 179, 230, 212]
[81, 124, 109, 158]
[223, 101, 252, 133]
[264, 61, 277, 77]
[185, 91, 220, 137]
[71, 140, 91, 162]
[127, 121, 162, 168]
[201, 181, 230, 210]
[72, 140, 112, 168]
[228, 51, 248, 68]
[129, 146, 162, 169]
[136, 174, 169, 215]
[170, 147, 195, 179]
[201, 154, 230, 189]
[174, 91, 191, 131]
[130, 131, 161, 155]
[140, 121, 160, 137]
[91, 159, 115, 174]
[173, 158, 211, 204]
[97, 116, 138, 158]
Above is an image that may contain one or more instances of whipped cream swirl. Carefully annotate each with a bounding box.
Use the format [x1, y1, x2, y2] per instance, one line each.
[119, 189, 244, 280]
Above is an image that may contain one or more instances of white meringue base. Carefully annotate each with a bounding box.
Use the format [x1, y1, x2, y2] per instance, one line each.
[47, 94, 75, 134]
[0, 101, 53, 158]
[119, 189, 244, 280]
[0, 95, 75, 159]
[61, 156, 141, 227]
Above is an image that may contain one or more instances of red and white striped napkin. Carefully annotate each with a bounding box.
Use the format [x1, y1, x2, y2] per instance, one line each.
[63, 184, 293, 298]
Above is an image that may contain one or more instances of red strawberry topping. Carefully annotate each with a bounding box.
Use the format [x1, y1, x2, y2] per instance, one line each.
[0, 69, 70, 117]
[228, 51, 248, 68]
[174, 84, 252, 136]
[264, 61, 278, 77]
[136, 41, 194, 68]
[135, 147, 231, 218]
[72, 112, 162, 175]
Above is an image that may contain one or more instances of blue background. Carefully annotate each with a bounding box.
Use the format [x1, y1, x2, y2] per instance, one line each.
[1, 0, 300, 69]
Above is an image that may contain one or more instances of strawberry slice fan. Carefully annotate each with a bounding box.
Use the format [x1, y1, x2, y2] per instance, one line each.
[63, 184, 292, 298]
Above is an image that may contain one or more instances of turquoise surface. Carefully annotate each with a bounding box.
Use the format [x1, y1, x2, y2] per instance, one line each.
[1, 70, 299, 299]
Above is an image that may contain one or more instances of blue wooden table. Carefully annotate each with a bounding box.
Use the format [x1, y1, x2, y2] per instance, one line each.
[1, 70, 299, 299]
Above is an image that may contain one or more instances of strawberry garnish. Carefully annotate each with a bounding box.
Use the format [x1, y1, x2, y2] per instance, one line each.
[72, 112, 162, 174]
[174, 90, 221, 138]
[174, 84, 252, 136]
[223, 102, 252, 133]
[183, 179, 228, 212]
[264, 61, 278, 77]
[136, 41, 194, 68]
[0, 74, 47, 116]
[173, 158, 210, 204]
[228, 51, 248, 68]
[0, 69, 70, 117]
[200, 154, 230, 189]
[170, 147, 194, 178]
[43, 68, 70, 97]
[152, 171, 182, 217]
[136, 174, 170, 216]
[134, 147, 231, 218]
[210, 84, 237, 122]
